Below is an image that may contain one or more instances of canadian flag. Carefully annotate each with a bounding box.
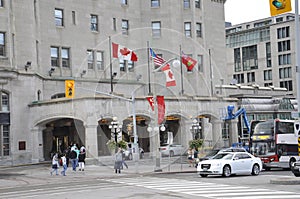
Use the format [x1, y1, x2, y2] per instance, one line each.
[146, 96, 155, 111]
[112, 42, 138, 61]
[161, 64, 176, 87]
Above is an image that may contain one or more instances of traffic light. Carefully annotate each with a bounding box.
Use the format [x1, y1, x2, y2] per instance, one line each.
[269, 0, 291, 16]
[65, 80, 75, 98]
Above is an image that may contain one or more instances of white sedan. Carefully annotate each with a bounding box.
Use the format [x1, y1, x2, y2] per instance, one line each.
[197, 152, 262, 177]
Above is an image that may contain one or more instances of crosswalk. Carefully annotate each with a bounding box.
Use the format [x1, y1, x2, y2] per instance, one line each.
[106, 177, 300, 199]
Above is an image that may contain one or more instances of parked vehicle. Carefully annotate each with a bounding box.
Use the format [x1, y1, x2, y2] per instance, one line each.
[159, 144, 185, 157]
[197, 152, 262, 177]
[124, 143, 144, 160]
[291, 161, 300, 177]
[200, 147, 247, 161]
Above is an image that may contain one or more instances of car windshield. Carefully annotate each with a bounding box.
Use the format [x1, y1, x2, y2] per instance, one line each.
[212, 153, 233, 160]
[205, 150, 219, 157]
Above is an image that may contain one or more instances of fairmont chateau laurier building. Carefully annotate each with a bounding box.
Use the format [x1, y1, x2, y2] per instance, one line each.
[0, 0, 289, 166]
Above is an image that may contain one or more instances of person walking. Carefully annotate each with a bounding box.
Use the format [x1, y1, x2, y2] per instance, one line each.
[50, 153, 59, 176]
[69, 148, 77, 171]
[78, 149, 86, 171]
[193, 147, 199, 168]
[60, 153, 67, 176]
[114, 148, 123, 174]
[187, 148, 194, 167]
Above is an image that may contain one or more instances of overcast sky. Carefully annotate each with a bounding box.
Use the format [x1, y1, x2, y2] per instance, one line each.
[224, 0, 299, 25]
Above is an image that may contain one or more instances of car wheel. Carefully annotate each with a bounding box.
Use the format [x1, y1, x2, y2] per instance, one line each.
[222, 165, 231, 177]
[128, 153, 133, 160]
[289, 158, 296, 169]
[293, 172, 300, 177]
[251, 164, 260, 175]
[200, 174, 208, 177]
[170, 151, 174, 157]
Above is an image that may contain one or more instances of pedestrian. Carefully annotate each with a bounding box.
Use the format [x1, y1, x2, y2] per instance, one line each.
[60, 153, 67, 176]
[64, 146, 70, 167]
[187, 148, 194, 167]
[194, 147, 199, 168]
[121, 149, 128, 169]
[50, 153, 59, 176]
[114, 148, 123, 174]
[69, 148, 77, 171]
[78, 149, 86, 171]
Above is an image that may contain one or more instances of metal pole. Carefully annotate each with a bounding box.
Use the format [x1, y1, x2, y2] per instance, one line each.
[209, 49, 213, 96]
[114, 128, 118, 153]
[109, 36, 113, 93]
[295, 0, 300, 117]
[147, 41, 152, 95]
[180, 45, 184, 95]
[131, 91, 139, 173]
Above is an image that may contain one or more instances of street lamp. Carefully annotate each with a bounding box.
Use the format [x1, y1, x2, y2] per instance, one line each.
[109, 117, 123, 153]
[190, 119, 201, 140]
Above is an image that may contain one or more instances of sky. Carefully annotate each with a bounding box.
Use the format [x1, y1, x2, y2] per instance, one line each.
[225, 0, 300, 25]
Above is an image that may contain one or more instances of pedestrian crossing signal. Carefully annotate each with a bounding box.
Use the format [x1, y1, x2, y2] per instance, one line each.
[65, 80, 75, 98]
[270, 0, 291, 16]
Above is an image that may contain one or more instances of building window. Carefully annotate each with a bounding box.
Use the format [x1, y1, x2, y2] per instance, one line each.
[266, 42, 271, 67]
[72, 11, 76, 25]
[264, 70, 272, 81]
[2, 125, 10, 156]
[128, 60, 134, 72]
[121, 0, 128, 5]
[51, 47, 59, 67]
[152, 21, 161, 37]
[55, 8, 63, 26]
[196, 23, 202, 38]
[113, 18, 117, 31]
[184, 0, 190, 8]
[87, 50, 94, 69]
[61, 48, 70, 67]
[96, 51, 104, 70]
[247, 72, 255, 83]
[278, 40, 290, 52]
[277, 26, 290, 39]
[280, 80, 293, 91]
[151, 0, 160, 7]
[184, 22, 191, 37]
[91, 15, 98, 31]
[1, 92, 9, 112]
[195, 0, 201, 8]
[234, 48, 241, 72]
[242, 45, 258, 71]
[233, 74, 244, 84]
[120, 59, 126, 72]
[197, 54, 203, 72]
[278, 53, 291, 65]
[279, 67, 292, 79]
[122, 19, 129, 35]
[0, 32, 5, 56]
[264, 82, 273, 87]
[0, 0, 3, 7]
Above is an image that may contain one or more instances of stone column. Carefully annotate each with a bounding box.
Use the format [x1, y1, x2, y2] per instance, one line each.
[85, 124, 98, 160]
[202, 118, 212, 148]
[228, 119, 239, 146]
[211, 119, 223, 149]
[31, 126, 44, 163]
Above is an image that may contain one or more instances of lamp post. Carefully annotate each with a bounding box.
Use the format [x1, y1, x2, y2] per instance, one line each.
[190, 119, 201, 140]
[109, 117, 123, 153]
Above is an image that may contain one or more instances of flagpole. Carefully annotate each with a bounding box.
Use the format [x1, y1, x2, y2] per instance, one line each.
[147, 41, 152, 95]
[180, 45, 184, 95]
[109, 36, 113, 93]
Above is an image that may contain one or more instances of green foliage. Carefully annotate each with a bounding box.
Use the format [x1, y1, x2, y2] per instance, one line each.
[189, 139, 203, 149]
[106, 139, 127, 151]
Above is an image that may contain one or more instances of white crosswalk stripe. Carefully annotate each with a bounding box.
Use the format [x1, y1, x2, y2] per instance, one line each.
[105, 177, 300, 199]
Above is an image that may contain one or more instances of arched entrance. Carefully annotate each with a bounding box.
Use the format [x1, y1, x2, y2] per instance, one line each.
[160, 115, 181, 145]
[42, 118, 85, 160]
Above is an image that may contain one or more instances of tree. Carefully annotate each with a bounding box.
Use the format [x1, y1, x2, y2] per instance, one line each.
[189, 139, 203, 150]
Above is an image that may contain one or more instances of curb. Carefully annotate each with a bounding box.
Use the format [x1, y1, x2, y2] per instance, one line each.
[270, 177, 300, 185]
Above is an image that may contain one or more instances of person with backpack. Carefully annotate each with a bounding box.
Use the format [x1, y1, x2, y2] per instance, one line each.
[69, 148, 78, 171]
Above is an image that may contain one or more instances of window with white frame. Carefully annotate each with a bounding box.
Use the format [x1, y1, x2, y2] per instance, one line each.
[264, 70, 272, 81]
[183, 0, 190, 8]
[2, 125, 10, 156]
[197, 54, 203, 72]
[120, 59, 126, 72]
[55, 8, 63, 26]
[87, 50, 94, 69]
[196, 23, 202, 37]
[87, 50, 104, 70]
[184, 22, 191, 37]
[195, 0, 201, 8]
[0, 32, 5, 56]
[151, 0, 160, 7]
[51, 47, 59, 67]
[96, 51, 104, 70]
[152, 21, 161, 37]
[1, 92, 9, 112]
[91, 15, 98, 31]
[61, 48, 70, 67]
[128, 60, 134, 72]
[122, 19, 129, 35]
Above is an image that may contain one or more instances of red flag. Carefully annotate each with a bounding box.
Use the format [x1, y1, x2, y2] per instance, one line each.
[112, 42, 138, 61]
[157, 96, 165, 125]
[146, 96, 154, 111]
[161, 64, 176, 87]
[181, 52, 197, 71]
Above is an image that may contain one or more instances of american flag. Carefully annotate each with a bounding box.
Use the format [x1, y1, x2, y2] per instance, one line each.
[149, 48, 168, 67]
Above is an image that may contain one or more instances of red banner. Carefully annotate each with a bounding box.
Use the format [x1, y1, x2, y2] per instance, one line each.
[157, 96, 165, 125]
[146, 96, 155, 111]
